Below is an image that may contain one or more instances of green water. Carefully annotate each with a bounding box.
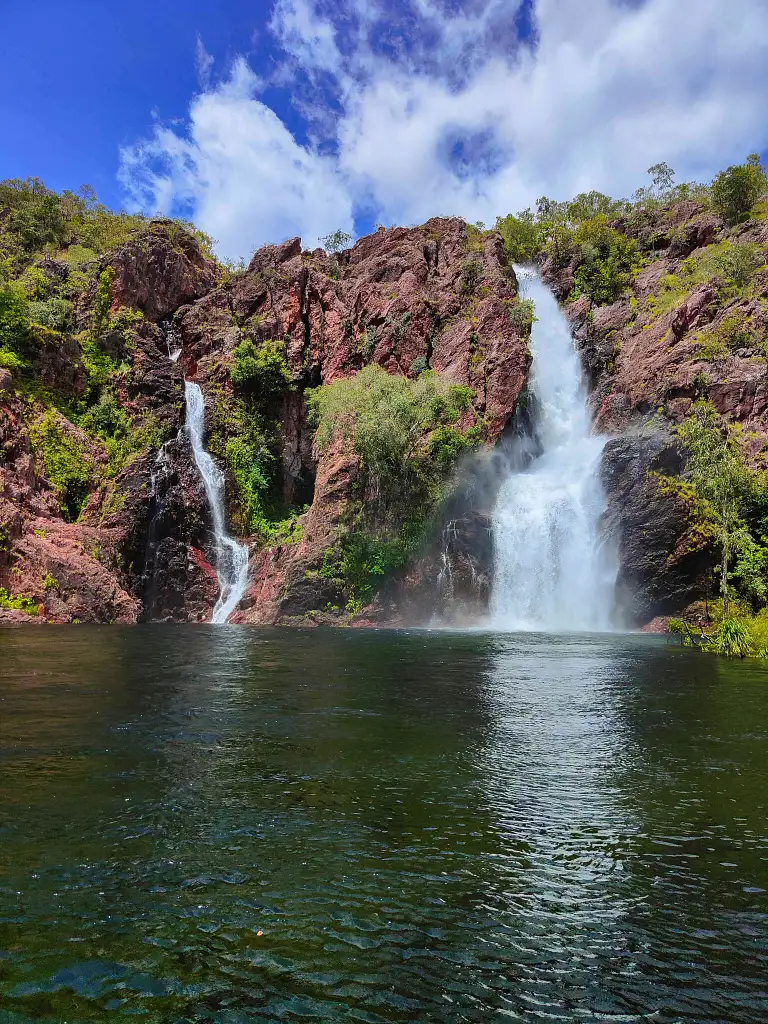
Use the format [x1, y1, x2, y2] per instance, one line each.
[0, 627, 766, 1022]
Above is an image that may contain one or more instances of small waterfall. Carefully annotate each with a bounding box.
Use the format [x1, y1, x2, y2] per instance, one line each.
[489, 267, 618, 631]
[184, 381, 250, 624]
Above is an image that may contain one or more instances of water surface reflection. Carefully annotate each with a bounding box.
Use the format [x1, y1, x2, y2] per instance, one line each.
[0, 627, 766, 1022]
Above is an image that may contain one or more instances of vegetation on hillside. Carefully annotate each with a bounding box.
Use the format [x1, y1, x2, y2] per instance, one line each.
[494, 156, 768, 307]
[658, 402, 767, 658]
[0, 177, 212, 520]
[206, 338, 305, 545]
[306, 365, 480, 610]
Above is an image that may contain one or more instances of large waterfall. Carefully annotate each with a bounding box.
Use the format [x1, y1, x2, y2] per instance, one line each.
[185, 382, 250, 624]
[489, 268, 618, 631]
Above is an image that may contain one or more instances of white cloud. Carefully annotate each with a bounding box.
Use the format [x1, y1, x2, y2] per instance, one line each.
[195, 35, 214, 89]
[120, 0, 768, 260]
[119, 59, 353, 261]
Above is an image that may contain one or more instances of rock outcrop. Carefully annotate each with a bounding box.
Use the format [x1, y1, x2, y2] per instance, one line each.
[601, 434, 712, 622]
[4, 194, 766, 628]
[1, 218, 531, 625]
[538, 202, 768, 626]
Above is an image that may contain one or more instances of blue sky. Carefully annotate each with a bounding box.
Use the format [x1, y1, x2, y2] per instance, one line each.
[0, 0, 279, 207]
[2, 0, 768, 260]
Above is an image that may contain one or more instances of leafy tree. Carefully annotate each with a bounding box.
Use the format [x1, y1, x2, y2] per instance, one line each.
[320, 229, 352, 255]
[710, 242, 763, 288]
[571, 216, 642, 304]
[711, 155, 767, 222]
[676, 401, 754, 616]
[647, 162, 675, 195]
[566, 191, 621, 221]
[307, 364, 476, 511]
[495, 210, 541, 262]
[230, 339, 291, 402]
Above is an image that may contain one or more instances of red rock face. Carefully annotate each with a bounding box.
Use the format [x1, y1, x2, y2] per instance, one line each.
[0, 392, 140, 623]
[7, 201, 767, 629]
[2, 217, 533, 626]
[546, 203, 768, 625]
[109, 222, 218, 323]
[175, 218, 531, 624]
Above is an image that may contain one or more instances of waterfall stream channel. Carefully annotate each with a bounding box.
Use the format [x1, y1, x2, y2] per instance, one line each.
[184, 381, 250, 624]
[489, 266, 618, 630]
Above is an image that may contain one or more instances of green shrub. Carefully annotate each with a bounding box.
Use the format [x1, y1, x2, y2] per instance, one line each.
[0, 287, 30, 355]
[225, 431, 273, 524]
[732, 537, 768, 606]
[361, 325, 377, 360]
[324, 532, 410, 606]
[77, 391, 163, 476]
[224, 429, 304, 544]
[109, 306, 144, 342]
[460, 259, 483, 295]
[694, 311, 756, 360]
[428, 425, 481, 469]
[508, 297, 537, 335]
[464, 222, 486, 252]
[230, 339, 291, 400]
[79, 390, 129, 440]
[30, 411, 93, 520]
[308, 364, 475, 513]
[702, 617, 753, 657]
[27, 297, 74, 333]
[0, 348, 25, 372]
[410, 355, 428, 376]
[91, 266, 115, 336]
[80, 337, 119, 402]
[0, 587, 38, 615]
[17, 265, 53, 299]
[572, 216, 643, 304]
[710, 243, 763, 288]
[386, 311, 411, 350]
[711, 155, 768, 222]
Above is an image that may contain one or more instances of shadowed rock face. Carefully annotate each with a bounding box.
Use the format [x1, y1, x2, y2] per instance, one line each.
[601, 435, 712, 625]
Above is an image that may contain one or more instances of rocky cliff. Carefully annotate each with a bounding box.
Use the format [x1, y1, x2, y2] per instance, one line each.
[538, 198, 768, 622]
[0, 204, 531, 624]
[2, 175, 767, 627]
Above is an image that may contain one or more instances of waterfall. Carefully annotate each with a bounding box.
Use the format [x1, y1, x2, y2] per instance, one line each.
[184, 381, 250, 624]
[489, 267, 618, 631]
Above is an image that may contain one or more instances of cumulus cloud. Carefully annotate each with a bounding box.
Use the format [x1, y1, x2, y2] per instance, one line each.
[120, 0, 768, 260]
[119, 59, 353, 260]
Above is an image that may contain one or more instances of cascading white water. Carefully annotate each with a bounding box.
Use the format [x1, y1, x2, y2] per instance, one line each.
[489, 267, 618, 631]
[185, 381, 250, 624]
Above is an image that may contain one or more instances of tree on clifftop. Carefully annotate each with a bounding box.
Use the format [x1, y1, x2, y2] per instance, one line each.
[711, 154, 768, 223]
